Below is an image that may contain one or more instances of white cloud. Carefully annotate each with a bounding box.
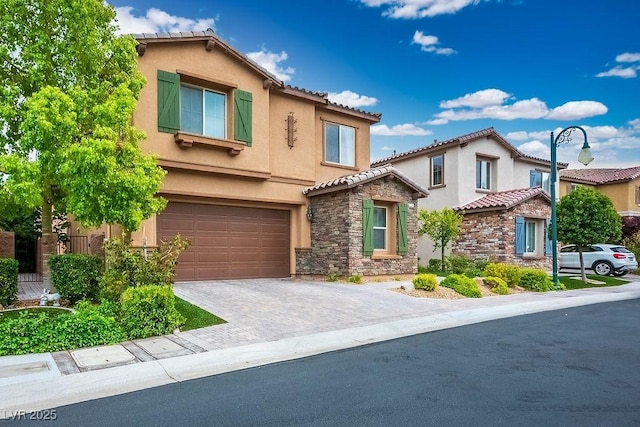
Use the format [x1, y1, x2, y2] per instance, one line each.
[371, 123, 432, 136]
[380, 145, 396, 151]
[432, 89, 608, 122]
[629, 118, 640, 130]
[616, 52, 640, 63]
[595, 66, 638, 79]
[505, 131, 529, 141]
[435, 98, 549, 121]
[517, 140, 548, 159]
[426, 118, 448, 125]
[546, 101, 608, 121]
[360, 0, 482, 19]
[327, 90, 378, 108]
[440, 89, 511, 108]
[113, 7, 215, 34]
[596, 52, 640, 78]
[412, 31, 456, 55]
[246, 49, 295, 82]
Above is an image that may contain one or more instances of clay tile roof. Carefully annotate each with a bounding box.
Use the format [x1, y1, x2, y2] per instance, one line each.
[371, 127, 566, 168]
[455, 187, 549, 213]
[303, 165, 429, 198]
[559, 166, 640, 184]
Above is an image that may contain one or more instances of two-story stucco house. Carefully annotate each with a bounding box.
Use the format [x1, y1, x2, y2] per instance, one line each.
[372, 127, 566, 268]
[560, 166, 640, 238]
[70, 30, 428, 281]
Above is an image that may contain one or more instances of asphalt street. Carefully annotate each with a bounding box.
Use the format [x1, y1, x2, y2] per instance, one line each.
[6, 298, 640, 426]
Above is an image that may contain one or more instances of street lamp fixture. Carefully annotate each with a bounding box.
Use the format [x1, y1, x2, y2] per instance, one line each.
[550, 126, 593, 290]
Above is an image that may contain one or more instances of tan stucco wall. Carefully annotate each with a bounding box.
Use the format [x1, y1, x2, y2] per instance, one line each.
[123, 39, 376, 274]
[559, 179, 640, 215]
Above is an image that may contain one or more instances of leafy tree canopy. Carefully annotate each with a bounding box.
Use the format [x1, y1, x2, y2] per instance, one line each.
[556, 186, 621, 246]
[417, 207, 463, 271]
[0, 0, 166, 233]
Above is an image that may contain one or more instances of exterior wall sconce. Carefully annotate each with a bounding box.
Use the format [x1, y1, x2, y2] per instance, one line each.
[306, 205, 315, 222]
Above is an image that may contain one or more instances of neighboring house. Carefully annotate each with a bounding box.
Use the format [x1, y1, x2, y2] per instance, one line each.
[560, 166, 640, 238]
[68, 30, 426, 280]
[372, 127, 566, 268]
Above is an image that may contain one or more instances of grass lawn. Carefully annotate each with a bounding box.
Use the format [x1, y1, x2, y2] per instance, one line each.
[558, 274, 630, 290]
[175, 296, 226, 331]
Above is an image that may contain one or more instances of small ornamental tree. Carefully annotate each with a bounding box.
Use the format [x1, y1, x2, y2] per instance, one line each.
[417, 207, 463, 272]
[556, 186, 622, 281]
[0, 0, 166, 284]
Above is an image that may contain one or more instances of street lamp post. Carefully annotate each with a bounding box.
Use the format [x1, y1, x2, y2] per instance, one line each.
[550, 126, 594, 290]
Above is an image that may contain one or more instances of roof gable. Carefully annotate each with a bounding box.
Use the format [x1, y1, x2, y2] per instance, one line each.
[560, 166, 640, 184]
[454, 187, 550, 213]
[304, 165, 429, 198]
[371, 127, 566, 169]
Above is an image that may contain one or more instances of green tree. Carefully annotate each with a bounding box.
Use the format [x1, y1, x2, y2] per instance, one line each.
[417, 207, 463, 271]
[0, 0, 166, 282]
[556, 186, 622, 281]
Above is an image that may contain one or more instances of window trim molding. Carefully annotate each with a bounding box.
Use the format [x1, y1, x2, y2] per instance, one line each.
[430, 153, 445, 187]
[322, 121, 357, 168]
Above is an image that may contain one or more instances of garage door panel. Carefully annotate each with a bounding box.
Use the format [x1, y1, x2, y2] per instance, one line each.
[157, 202, 290, 280]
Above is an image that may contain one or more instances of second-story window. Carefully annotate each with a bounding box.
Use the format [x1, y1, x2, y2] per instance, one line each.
[530, 170, 550, 192]
[325, 123, 355, 167]
[476, 159, 491, 190]
[430, 154, 444, 187]
[181, 85, 226, 139]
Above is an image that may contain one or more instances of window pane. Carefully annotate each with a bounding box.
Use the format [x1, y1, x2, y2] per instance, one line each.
[340, 126, 355, 166]
[525, 221, 536, 252]
[373, 207, 386, 227]
[542, 172, 550, 192]
[204, 90, 225, 138]
[373, 229, 386, 250]
[180, 86, 203, 134]
[325, 124, 340, 164]
[476, 160, 490, 189]
[432, 155, 443, 185]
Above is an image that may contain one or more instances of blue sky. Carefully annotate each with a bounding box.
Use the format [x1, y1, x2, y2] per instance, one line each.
[108, 0, 640, 169]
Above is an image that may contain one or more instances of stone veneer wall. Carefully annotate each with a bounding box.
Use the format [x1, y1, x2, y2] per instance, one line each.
[0, 231, 15, 259]
[296, 176, 420, 276]
[452, 195, 551, 269]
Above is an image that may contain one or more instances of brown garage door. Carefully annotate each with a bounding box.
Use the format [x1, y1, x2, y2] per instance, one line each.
[157, 202, 290, 281]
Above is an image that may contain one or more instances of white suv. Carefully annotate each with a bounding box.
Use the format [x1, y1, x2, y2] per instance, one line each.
[559, 244, 638, 276]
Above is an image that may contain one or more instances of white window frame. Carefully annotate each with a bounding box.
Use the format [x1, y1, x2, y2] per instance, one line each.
[476, 159, 491, 190]
[324, 122, 355, 167]
[180, 83, 227, 139]
[431, 154, 444, 186]
[373, 206, 388, 251]
[524, 220, 537, 255]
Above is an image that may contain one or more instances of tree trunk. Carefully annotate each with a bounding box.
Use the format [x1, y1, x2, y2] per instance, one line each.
[578, 246, 587, 282]
[441, 237, 446, 272]
[41, 184, 56, 289]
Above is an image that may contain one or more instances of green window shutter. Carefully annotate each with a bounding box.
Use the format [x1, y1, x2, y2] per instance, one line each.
[234, 89, 253, 145]
[157, 70, 180, 133]
[363, 199, 374, 256]
[397, 203, 408, 256]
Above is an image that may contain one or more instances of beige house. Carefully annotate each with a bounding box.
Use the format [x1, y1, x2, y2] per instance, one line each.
[560, 166, 640, 238]
[70, 30, 427, 280]
[372, 127, 566, 268]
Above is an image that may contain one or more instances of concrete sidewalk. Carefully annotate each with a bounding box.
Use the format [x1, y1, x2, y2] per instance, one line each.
[2, 277, 640, 415]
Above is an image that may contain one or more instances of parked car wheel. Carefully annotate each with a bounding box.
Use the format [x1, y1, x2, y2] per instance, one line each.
[593, 261, 613, 276]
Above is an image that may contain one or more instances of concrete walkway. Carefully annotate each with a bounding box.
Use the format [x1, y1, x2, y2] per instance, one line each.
[2, 276, 640, 416]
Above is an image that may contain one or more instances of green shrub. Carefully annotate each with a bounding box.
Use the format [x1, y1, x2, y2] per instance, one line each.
[327, 271, 338, 282]
[518, 268, 554, 292]
[622, 232, 640, 266]
[462, 267, 483, 278]
[0, 305, 125, 356]
[447, 254, 474, 274]
[347, 274, 363, 284]
[483, 263, 522, 288]
[120, 285, 185, 339]
[440, 274, 482, 298]
[483, 276, 509, 295]
[412, 273, 438, 291]
[49, 254, 103, 304]
[100, 235, 190, 302]
[473, 258, 490, 272]
[426, 258, 444, 272]
[0, 258, 19, 306]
